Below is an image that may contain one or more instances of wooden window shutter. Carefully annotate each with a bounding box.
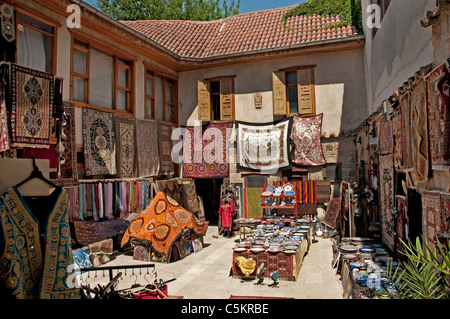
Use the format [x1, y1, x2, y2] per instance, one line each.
[297, 68, 316, 115]
[272, 71, 287, 115]
[198, 80, 211, 121]
[220, 78, 234, 121]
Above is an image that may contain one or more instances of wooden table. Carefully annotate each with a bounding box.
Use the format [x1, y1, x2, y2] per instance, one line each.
[234, 219, 261, 241]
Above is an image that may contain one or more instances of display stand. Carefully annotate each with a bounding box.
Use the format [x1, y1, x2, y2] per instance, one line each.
[260, 183, 297, 218]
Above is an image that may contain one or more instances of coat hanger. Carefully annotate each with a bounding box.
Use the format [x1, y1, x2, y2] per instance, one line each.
[15, 157, 58, 190]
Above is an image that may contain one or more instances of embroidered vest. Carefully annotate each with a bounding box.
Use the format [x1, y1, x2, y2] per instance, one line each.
[0, 186, 80, 299]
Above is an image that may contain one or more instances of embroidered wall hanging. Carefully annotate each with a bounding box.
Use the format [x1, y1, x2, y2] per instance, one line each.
[183, 122, 232, 178]
[10, 63, 54, 148]
[292, 114, 326, 167]
[0, 2, 15, 42]
[410, 81, 429, 183]
[82, 108, 116, 176]
[425, 61, 450, 166]
[121, 192, 209, 258]
[236, 118, 292, 172]
[136, 119, 160, 177]
[400, 93, 413, 169]
[379, 153, 395, 251]
[158, 122, 174, 176]
[114, 115, 136, 178]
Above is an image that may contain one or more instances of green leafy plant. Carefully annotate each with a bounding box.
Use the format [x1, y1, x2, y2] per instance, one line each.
[387, 237, 450, 299]
[281, 0, 363, 34]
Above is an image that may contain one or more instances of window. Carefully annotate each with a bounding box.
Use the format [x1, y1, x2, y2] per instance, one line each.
[272, 66, 316, 117]
[71, 38, 134, 113]
[17, 12, 55, 73]
[145, 67, 178, 124]
[197, 77, 235, 122]
[244, 174, 267, 188]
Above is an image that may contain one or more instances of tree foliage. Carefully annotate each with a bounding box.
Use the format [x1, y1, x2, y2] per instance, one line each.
[281, 0, 363, 34]
[94, 0, 240, 21]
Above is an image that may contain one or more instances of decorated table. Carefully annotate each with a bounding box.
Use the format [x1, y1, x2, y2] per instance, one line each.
[231, 222, 311, 281]
[336, 237, 402, 299]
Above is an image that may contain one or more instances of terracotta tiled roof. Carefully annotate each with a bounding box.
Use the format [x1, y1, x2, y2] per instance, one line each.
[121, 5, 359, 59]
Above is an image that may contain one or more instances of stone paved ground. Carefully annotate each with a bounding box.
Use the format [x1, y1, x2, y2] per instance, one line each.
[83, 226, 343, 299]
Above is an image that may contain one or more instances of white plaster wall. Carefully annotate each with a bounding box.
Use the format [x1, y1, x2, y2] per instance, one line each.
[361, 0, 435, 114]
[179, 48, 367, 135]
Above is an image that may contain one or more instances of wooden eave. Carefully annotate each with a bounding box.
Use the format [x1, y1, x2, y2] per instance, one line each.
[26, 0, 365, 74]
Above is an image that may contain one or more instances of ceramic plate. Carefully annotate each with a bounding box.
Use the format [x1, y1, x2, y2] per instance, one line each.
[266, 185, 276, 192]
[233, 248, 247, 252]
[283, 183, 294, 192]
[250, 248, 265, 253]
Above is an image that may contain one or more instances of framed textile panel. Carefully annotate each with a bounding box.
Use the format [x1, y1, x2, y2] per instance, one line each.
[236, 118, 292, 173]
[292, 114, 326, 167]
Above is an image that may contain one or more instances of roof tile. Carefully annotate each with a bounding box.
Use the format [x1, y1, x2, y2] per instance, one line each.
[122, 5, 359, 59]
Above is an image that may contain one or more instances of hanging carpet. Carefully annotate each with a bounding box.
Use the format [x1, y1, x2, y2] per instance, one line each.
[410, 81, 429, 183]
[121, 192, 209, 258]
[323, 197, 340, 229]
[295, 180, 317, 204]
[292, 114, 326, 166]
[50, 103, 78, 187]
[421, 191, 442, 252]
[158, 122, 174, 175]
[183, 122, 232, 178]
[0, 82, 9, 152]
[393, 112, 403, 165]
[0, 2, 15, 42]
[114, 115, 136, 178]
[379, 153, 395, 251]
[377, 118, 393, 155]
[236, 118, 292, 173]
[243, 187, 262, 218]
[10, 63, 54, 148]
[82, 108, 116, 176]
[136, 118, 160, 177]
[425, 60, 450, 166]
[400, 93, 413, 169]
